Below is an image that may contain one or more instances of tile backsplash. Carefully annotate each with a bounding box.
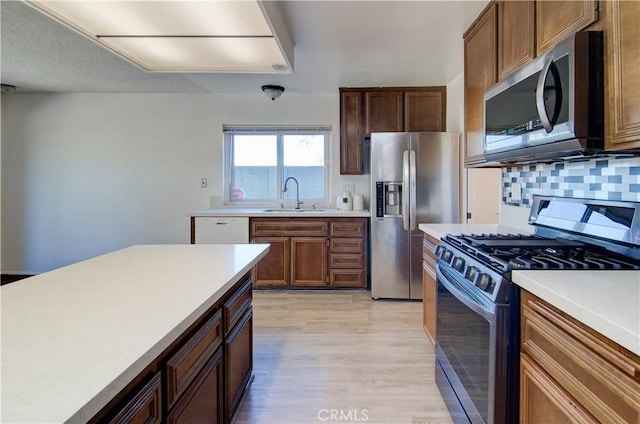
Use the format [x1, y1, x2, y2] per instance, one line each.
[502, 156, 640, 207]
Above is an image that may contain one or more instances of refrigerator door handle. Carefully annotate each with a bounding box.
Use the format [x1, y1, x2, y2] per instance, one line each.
[402, 150, 410, 231]
[409, 150, 417, 231]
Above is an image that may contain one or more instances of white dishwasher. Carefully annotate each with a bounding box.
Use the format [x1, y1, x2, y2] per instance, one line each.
[194, 217, 249, 244]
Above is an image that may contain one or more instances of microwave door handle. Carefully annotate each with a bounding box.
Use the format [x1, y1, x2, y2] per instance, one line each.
[536, 58, 554, 133]
[536, 58, 563, 133]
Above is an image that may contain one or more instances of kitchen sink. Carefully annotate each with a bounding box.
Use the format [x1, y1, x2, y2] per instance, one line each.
[262, 209, 326, 212]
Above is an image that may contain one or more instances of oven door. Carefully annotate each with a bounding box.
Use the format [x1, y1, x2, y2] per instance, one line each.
[435, 263, 509, 424]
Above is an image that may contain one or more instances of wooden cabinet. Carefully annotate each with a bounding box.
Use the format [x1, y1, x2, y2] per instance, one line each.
[250, 219, 328, 288]
[250, 217, 368, 289]
[291, 237, 327, 287]
[251, 237, 289, 287]
[421, 233, 438, 345]
[605, 0, 640, 150]
[224, 308, 252, 423]
[108, 373, 162, 424]
[340, 90, 364, 175]
[404, 88, 446, 132]
[365, 91, 403, 134]
[91, 275, 254, 424]
[463, 3, 497, 166]
[340, 87, 446, 174]
[222, 280, 253, 422]
[520, 289, 640, 423]
[536, 0, 598, 55]
[166, 310, 223, 409]
[329, 220, 367, 288]
[497, 1, 535, 79]
[167, 350, 224, 424]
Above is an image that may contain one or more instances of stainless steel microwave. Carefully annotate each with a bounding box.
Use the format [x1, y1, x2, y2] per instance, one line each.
[484, 31, 604, 163]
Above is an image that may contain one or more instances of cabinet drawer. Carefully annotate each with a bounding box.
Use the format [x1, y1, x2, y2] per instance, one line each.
[166, 310, 223, 409]
[330, 237, 364, 253]
[522, 295, 640, 423]
[330, 269, 365, 288]
[224, 279, 252, 335]
[520, 354, 598, 424]
[329, 221, 365, 237]
[109, 373, 162, 424]
[329, 253, 364, 269]
[251, 219, 328, 237]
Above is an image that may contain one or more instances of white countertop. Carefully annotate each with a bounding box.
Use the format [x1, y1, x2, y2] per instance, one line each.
[1, 244, 270, 423]
[190, 207, 371, 218]
[513, 270, 640, 356]
[418, 223, 533, 240]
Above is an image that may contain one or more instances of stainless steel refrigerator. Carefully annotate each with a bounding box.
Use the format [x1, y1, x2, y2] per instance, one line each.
[370, 132, 461, 300]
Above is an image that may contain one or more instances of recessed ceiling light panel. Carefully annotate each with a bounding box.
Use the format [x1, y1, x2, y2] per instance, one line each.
[25, 0, 294, 73]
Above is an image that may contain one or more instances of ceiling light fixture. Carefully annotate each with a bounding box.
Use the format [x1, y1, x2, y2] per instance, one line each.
[261, 85, 285, 101]
[25, 1, 295, 73]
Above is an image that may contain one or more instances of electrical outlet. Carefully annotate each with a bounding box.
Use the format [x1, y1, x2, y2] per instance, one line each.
[200, 178, 208, 189]
[342, 183, 355, 193]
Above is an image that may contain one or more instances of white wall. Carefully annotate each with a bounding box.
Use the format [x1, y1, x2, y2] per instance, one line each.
[1, 92, 368, 273]
[446, 73, 466, 223]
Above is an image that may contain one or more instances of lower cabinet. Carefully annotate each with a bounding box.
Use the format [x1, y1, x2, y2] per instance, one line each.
[108, 373, 162, 424]
[291, 237, 328, 287]
[224, 308, 253, 422]
[91, 275, 254, 424]
[422, 233, 438, 345]
[251, 217, 368, 289]
[167, 350, 224, 424]
[520, 289, 640, 423]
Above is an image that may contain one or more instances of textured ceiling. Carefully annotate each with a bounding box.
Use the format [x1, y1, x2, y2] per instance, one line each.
[1, 1, 489, 94]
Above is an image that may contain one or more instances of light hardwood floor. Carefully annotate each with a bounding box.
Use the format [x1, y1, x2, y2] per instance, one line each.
[235, 290, 453, 424]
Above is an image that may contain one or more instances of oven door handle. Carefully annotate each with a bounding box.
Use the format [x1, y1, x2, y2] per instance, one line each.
[437, 266, 496, 321]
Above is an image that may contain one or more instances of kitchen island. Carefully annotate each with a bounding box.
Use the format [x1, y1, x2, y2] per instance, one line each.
[1, 243, 269, 423]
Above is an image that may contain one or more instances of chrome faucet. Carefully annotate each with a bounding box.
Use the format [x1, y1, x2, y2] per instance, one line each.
[283, 177, 303, 209]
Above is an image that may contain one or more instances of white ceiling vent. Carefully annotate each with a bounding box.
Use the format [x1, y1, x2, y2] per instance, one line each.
[24, 0, 294, 73]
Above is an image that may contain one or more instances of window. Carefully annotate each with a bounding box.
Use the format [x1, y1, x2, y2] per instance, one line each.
[223, 126, 330, 206]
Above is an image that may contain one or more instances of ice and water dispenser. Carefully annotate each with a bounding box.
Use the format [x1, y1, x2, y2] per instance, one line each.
[375, 182, 403, 217]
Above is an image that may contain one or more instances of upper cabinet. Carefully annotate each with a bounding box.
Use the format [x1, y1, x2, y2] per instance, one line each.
[463, 3, 497, 166]
[339, 86, 446, 175]
[404, 88, 446, 132]
[365, 91, 404, 134]
[605, 0, 640, 150]
[340, 90, 364, 175]
[497, 1, 535, 80]
[536, 0, 599, 55]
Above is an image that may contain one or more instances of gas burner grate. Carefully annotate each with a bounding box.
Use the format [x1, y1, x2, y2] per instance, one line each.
[443, 233, 640, 272]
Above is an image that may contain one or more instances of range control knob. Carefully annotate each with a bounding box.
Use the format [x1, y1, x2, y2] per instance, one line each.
[465, 266, 479, 283]
[476, 273, 493, 292]
[434, 245, 444, 257]
[441, 248, 454, 264]
[452, 257, 466, 273]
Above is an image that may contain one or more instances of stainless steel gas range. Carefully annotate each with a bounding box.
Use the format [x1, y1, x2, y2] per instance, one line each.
[434, 195, 640, 424]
